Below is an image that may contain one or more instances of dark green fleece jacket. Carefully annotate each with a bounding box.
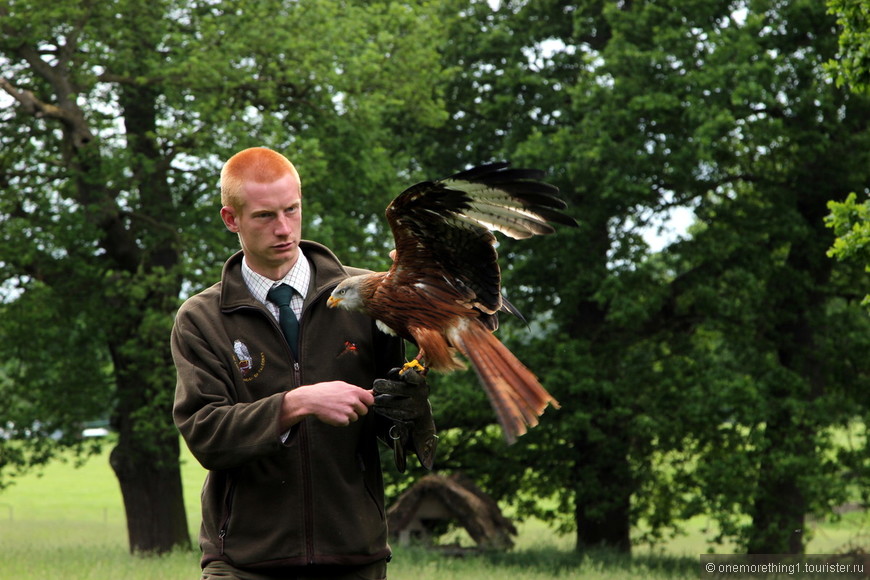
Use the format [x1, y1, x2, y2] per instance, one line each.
[171, 242, 403, 571]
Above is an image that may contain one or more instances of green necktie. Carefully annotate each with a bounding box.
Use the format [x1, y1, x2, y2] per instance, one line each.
[267, 284, 299, 358]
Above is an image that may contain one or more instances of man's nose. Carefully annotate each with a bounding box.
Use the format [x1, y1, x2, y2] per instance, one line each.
[275, 215, 293, 236]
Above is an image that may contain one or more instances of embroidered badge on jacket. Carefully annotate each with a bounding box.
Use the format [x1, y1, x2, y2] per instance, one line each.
[338, 340, 360, 357]
[233, 339, 265, 381]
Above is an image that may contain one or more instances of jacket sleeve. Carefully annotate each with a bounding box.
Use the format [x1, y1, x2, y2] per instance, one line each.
[171, 301, 286, 471]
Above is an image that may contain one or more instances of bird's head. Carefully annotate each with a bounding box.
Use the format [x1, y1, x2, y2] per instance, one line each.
[327, 276, 366, 311]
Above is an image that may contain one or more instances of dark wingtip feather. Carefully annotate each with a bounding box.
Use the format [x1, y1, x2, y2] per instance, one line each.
[531, 206, 579, 228]
[500, 295, 528, 326]
[447, 162, 580, 230]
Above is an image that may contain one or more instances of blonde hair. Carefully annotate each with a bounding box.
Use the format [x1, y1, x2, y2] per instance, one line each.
[220, 147, 301, 210]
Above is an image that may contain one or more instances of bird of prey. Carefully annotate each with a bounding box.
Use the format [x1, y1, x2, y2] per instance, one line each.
[326, 162, 577, 443]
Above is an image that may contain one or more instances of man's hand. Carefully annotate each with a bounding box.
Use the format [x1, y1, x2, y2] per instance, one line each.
[372, 367, 429, 422]
[280, 381, 374, 429]
[372, 368, 437, 471]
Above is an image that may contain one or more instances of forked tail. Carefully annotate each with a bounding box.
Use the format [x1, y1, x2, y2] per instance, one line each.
[451, 323, 559, 444]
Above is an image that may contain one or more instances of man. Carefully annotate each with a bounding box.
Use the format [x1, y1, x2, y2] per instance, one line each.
[172, 147, 435, 580]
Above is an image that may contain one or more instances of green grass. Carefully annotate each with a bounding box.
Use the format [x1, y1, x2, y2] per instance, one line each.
[0, 443, 867, 579]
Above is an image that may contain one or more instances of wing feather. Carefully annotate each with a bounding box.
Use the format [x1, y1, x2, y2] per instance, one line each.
[385, 162, 577, 325]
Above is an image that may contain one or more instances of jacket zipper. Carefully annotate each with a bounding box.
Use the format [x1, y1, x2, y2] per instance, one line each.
[276, 284, 338, 564]
[218, 479, 236, 555]
[291, 343, 314, 563]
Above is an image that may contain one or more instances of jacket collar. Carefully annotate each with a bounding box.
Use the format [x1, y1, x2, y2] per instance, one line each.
[220, 241, 352, 312]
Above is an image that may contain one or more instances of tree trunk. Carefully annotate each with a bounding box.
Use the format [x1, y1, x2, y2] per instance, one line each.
[747, 240, 827, 554]
[110, 434, 190, 554]
[746, 480, 806, 553]
[746, 412, 809, 554]
[566, 231, 634, 554]
[104, 32, 189, 553]
[106, 286, 189, 554]
[108, 335, 189, 554]
[573, 432, 633, 553]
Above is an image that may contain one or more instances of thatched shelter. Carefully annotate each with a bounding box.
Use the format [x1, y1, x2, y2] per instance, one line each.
[387, 473, 517, 551]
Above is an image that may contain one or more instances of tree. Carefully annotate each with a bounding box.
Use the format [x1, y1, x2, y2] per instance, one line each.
[405, 0, 870, 554]
[0, 0, 448, 553]
[657, 1, 870, 553]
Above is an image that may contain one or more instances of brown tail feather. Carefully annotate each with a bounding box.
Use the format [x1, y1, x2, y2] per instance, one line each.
[450, 322, 559, 444]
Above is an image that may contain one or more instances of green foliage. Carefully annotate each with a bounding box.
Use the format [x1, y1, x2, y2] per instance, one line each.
[3, 0, 870, 558]
[397, 0, 870, 556]
[827, 0, 870, 93]
[0, 280, 109, 488]
[0, 0, 452, 551]
[826, 193, 870, 307]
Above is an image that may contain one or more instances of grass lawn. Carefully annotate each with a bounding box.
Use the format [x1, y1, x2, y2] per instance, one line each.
[0, 442, 866, 579]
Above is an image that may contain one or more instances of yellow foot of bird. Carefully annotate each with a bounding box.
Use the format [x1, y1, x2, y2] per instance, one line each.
[400, 359, 427, 375]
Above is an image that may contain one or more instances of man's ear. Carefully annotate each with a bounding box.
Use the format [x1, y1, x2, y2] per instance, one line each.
[220, 206, 240, 233]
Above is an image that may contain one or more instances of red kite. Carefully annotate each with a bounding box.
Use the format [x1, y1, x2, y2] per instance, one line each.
[327, 163, 577, 443]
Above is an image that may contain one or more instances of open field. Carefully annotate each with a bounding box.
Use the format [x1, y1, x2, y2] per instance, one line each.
[0, 444, 867, 579]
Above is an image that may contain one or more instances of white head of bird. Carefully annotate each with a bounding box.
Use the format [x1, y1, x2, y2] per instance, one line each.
[326, 276, 367, 311]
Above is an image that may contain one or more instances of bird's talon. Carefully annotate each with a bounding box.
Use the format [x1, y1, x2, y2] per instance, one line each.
[400, 359, 427, 375]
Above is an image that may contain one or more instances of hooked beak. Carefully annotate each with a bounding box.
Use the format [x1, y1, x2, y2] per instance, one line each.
[326, 296, 341, 309]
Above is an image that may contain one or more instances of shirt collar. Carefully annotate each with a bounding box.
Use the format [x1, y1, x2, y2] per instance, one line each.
[241, 249, 311, 306]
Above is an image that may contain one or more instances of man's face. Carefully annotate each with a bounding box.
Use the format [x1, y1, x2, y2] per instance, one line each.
[220, 172, 303, 280]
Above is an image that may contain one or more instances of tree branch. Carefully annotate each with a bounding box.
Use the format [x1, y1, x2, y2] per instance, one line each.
[0, 74, 94, 148]
[1, 76, 66, 119]
[3, 37, 95, 150]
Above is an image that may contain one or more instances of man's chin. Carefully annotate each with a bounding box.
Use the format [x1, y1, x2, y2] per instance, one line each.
[271, 244, 299, 264]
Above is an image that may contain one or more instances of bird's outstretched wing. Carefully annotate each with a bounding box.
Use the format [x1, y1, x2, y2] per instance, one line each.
[385, 162, 576, 327]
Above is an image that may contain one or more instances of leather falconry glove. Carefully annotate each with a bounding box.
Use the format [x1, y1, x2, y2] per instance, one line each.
[372, 367, 437, 472]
